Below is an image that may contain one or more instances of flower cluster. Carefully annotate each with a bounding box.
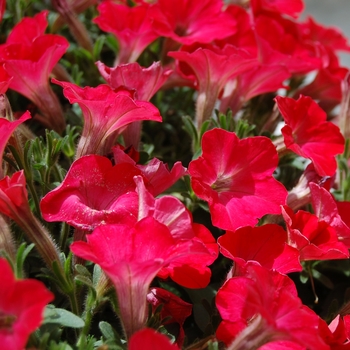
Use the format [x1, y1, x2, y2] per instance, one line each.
[0, 0, 350, 349]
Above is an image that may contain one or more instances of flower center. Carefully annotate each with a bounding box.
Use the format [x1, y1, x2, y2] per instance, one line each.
[211, 175, 233, 193]
[0, 311, 16, 331]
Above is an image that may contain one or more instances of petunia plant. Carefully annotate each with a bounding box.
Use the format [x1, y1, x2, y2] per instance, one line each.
[2, 0, 350, 349]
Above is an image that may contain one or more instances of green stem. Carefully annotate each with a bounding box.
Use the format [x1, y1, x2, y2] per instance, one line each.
[77, 291, 96, 349]
[67, 287, 80, 316]
[26, 179, 42, 218]
[59, 222, 70, 252]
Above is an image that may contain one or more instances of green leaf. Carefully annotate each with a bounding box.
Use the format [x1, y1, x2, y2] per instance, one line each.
[93, 35, 106, 61]
[75, 264, 92, 279]
[44, 305, 85, 328]
[75, 275, 94, 289]
[99, 321, 115, 340]
[47, 341, 74, 350]
[15, 242, 35, 279]
[182, 115, 198, 147]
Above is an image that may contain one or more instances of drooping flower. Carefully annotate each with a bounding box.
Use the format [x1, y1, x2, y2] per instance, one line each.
[0, 110, 31, 177]
[188, 128, 287, 231]
[295, 52, 348, 113]
[53, 80, 162, 157]
[282, 205, 349, 261]
[168, 44, 256, 128]
[318, 315, 350, 349]
[275, 95, 345, 177]
[0, 11, 69, 133]
[93, 1, 160, 65]
[216, 264, 328, 349]
[300, 16, 350, 53]
[147, 287, 192, 347]
[96, 61, 172, 148]
[218, 224, 301, 274]
[129, 328, 179, 350]
[0, 258, 54, 350]
[309, 182, 350, 248]
[254, 14, 322, 74]
[71, 217, 216, 340]
[0, 171, 62, 270]
[294, 16, 350, 113]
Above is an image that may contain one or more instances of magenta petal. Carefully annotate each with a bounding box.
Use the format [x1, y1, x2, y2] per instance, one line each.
[218, 224, 301, 274]
[96, 61, 172, 102]
[6, 11, 49, 44]
[40, 155, 141, 230]
[276, 95, 344, 176]
[129, 329, 180, 350]
[138, 159, 187, 196]
[310, 183, 350, 247]
[94, 2, 159, 64]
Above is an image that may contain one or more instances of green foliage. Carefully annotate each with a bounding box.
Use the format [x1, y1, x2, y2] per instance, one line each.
[44, 305, 85, 329]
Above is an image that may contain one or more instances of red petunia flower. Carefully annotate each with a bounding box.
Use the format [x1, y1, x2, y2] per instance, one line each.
[0, 171, 61, 269]
[93, 1, 159, 65]
[150, 0, 236, 45]
[255, 15, 322, 74]
[53, 80, 162, 157]
[188, 128, 287, 231]
[40, 155, 142, 231]
[300, 17, 350, 53]
[96, 61, 172, 102]
[250, 0, 304, 18]
[71, 217, 216, 340]
[0, 11, 69, 133]
[275, 95, 345, 177]
[295, 55, 348, 113]
[0, 111, 31, 177]
[216, 264, 328, 349]
[96, 61, 171, 148]
[0, 258, 54, 350]
[168, 44, 256, 128]
[218, 224, 301, 274]
[147, 287, 192, 347]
